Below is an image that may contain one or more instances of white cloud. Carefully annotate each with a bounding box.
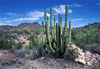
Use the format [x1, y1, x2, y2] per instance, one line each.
[4, 13, 17, 16]
[0, 20, 12, 23]
[53, 5, 72, 14]
[27, 11, 44, 18]
[68, 9, 72, 14]
[1, 11, 49, 22]
[96, 3, 100, 5]
[68, 4, 82, 7]
[27, 11, 50, 17]
[13, 11, 50, 21]
[0, 18, 8, 20]
[13, 17, 38, 21]
[0, 23, 6, 25]
[0, 23, 11, 26]
[53, 5, 65, 14]
[72, 18, 83, 21]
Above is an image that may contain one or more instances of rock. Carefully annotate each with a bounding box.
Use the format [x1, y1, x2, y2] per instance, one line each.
[71, 44, 86, 65]
[70, 44, 100, 68]
[25, 54, 30, 59]
[85, 51, 92, 65]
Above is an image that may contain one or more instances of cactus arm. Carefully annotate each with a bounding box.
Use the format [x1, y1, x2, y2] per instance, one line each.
[54, 18, 56, 40]
[47, 16, 55, 54]
[60, 16, 63, 50]
[42, 21, 44, 45]
[50, 5, 53, 39]
[62, 5, 68, 53]
[58, 13, 60, 47]
[45, 9, 47, 26]
[68, 21, 71, 48]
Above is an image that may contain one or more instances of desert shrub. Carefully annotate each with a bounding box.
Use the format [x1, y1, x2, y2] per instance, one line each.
[9, 28, 30, 34]
[17, 29, 24, 34]
[16, 50, 25, 58]
[23, 44, 30, 49]
[29, 35, 41, 49]
[72, 27, 100, 49]
[96, 32, 100, 43]
[65, 47, 78, 61]
[16, 47, 42, 59]
[34, 30, 40, 35]
[23, 28, 30, 34]
[16, 42, 23, 49]
[0, 39, 15, 49]
[28, 46, 42, 60]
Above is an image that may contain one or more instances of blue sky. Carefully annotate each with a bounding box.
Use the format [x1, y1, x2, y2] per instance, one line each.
[0, 0, 100, 27]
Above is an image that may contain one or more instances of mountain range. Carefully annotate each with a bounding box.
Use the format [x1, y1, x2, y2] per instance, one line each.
[0, 22, 100, 31]
[0, 22, 41, 31]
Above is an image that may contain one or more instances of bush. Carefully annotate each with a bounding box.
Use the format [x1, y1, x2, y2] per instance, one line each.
[23, 28, 30, 34]
[29, 35, 41, 49]
[23, 44, 30, 49]
[0, 39, 16, 49]
[72, 27, 100, 49]
[16, 50, 25, 58]
[16, 42, 23, 49]
[65, 47, 78, 61]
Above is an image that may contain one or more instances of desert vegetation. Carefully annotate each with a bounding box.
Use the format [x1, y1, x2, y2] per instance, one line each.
[0, 5, 100, 69]
[41, 5, 72, 57]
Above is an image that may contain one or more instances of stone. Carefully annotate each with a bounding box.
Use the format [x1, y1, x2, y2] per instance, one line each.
[71, 44, 86, 65]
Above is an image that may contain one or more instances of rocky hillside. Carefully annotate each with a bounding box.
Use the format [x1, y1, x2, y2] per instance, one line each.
[77, 22, 100, 29]
[0, 22, 42, 30]
[83, 22, 100, 28]
[0, 25, 14, 31]
[14, 22, 42, 30]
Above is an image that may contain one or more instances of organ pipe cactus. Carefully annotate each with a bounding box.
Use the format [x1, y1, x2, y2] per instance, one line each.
[42, 21, 44, 45]
[42, 5, 71, 57]
[68, 21, 71, 48]
[44, 9, 47, 30]
[50, 5, 53, 38]
[54, 18, 56, 40]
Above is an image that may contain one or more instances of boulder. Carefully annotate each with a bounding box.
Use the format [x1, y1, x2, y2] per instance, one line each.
[71, 44, 86, 65]
[85, 51, 100, 68]
[70, 44, 100, 67]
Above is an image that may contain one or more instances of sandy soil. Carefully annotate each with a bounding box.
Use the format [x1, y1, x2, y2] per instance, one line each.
[0, 57, 90, 69]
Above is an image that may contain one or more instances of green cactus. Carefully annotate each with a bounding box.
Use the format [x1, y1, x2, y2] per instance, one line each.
[50, 5, 53, 38]
[47, 16, 55, 53]
[68, 21, 71, 48]
[42, 21, 44, 45]
[62, 5, 68, 53]
[60, 16, 62, 50]
[54, 18, 56, 40]
[45, 9, 47, 25]
[44, 9, 47, 33]
[42, 5, 71, 57]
